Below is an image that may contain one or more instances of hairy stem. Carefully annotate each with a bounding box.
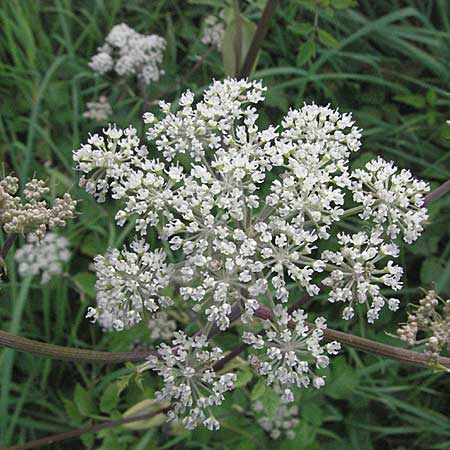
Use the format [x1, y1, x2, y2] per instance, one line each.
[238, 0, 279, 78]
[3, 406, 170, 450]
[0, 330, 156, 363]
[253, 304, 450, 369]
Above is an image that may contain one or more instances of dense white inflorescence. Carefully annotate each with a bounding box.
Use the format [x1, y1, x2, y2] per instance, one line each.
[83, 96, 112, 122]
[201, 14, 225, 51]
[86, 240, 172, 331]
[253, 400, 300, 440]
[145, 332, 236, 430]
[244, 307, 340, 403]
[15, 232, 71, 284]
[74, 78, 430, 429]
[89, 23, 166, 85]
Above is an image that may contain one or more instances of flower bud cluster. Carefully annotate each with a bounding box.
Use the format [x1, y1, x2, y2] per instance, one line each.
[397, 290, 450, 360]
[89, 23, 166, 85]
[0, 175, 76, 239]
[253, 400, 300, 440]
[145, 332, 236, 430]
[83, 96, 112, 122]
[15, 232, 71, 284]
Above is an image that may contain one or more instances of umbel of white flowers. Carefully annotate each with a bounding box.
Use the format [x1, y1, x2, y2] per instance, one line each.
[74, 78, 429, 430]
[89, 23, 166, 85]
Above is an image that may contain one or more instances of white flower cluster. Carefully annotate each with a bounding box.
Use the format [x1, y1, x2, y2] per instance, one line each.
[351, 157, 429, 243]
[244, 307, 340, 402]
[145, 332, 236, 430]
[253, 400, 300, 440]
[148, 312, 177, 341]
[74, 78, 430, 427]
[83, 96, 112, 122]
[15, 232, 71, 284]
[322, 231, 403, 322]
[89, 23, 166, 85]
[86, 240, 172, 331]
[201, 14, 225, 51]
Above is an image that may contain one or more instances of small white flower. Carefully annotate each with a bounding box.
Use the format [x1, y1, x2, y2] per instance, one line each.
[146, 332, 236, 430]
[15, 232, 71, 284]
[244, 307, 340, 401]
[89, 23, 166, 85]
[89, 240, 172, 331]
[201, 14, 225, 51]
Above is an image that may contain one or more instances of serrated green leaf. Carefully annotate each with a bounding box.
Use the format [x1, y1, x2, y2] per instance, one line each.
[261, 388, 280, 417]
[74, 384, 96, 416]
[235, 367, 253, 387]
[317, 29, 340, 48]
[288, 23, 314, 36]
[325, 357, 360, 400]
[100, 383, 120, 413]
[251, 378, 267, 400]
[296, 37, 315, 66]
[63, 398, 82, 424]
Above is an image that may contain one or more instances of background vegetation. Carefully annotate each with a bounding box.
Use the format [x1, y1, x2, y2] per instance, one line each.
[0, 0, 449, 449]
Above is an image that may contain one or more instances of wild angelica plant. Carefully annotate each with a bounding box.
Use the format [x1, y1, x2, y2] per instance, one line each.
[73, 78, 432, 430]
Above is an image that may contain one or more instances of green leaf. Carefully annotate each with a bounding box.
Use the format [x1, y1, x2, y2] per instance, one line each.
[251, 378, 267, 400]
[426, 89, 437, 107]
[123, 399, 169, 430]
[100, 383, 120, 413]
[288, 23, 314, 36]
[63, 398, 82, 424]
[301, 402, 323, 426]
[325, 357, 360, 400]
[332, 0, 356, 9]
[317, 29, 340, 48]
[235, 367, 253, 388]
[421, 257, 446, 286]
[296, 37, 315, 66]
[80, 233, 107, 257]
[80, 432, 94, 450]
[72, 272, 96, 298]
[261, 388, 280, 417]
[74, 384, 96, 416]
[222, 13, 257, 76]
[393, 94, 426, 109]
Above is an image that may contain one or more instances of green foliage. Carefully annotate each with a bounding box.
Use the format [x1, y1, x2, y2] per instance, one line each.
[0, 0, 449, 449]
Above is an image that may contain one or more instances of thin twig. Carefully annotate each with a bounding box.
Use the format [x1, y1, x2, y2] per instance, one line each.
[424, 178, 450, 206]
[238, 0, 279, 79]
[2, 406, 170, 450]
